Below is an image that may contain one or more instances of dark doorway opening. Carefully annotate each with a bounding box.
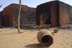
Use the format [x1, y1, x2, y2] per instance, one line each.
[1, 15, 10, 27]
[1, 15, 5, 27]
[41, 11, 51, 25]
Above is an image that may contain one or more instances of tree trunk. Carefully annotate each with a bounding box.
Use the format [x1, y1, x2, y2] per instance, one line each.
[17, 0, 21, 33]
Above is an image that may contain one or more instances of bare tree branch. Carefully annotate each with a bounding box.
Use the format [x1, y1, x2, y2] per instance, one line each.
[0, 4, 2, 8]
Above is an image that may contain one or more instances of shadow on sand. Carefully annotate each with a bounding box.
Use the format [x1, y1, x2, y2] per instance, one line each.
[25, 44, 48, 48]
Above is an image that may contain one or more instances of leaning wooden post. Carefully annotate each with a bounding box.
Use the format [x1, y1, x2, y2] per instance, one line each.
[17, 0, 21, 33]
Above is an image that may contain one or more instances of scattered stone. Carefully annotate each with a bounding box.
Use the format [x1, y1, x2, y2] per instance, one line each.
[65, 38, 67, 39]
[66, 43, 69, 45]
[70, 45, 72, 48]
[58, 24, 72, 29]
[54, 29, 58, 33]
[61, 44, 63, 45]
[58, 27, 66, 29]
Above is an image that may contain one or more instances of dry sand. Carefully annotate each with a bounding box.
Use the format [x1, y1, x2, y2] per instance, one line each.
[0, 28, 72, 48]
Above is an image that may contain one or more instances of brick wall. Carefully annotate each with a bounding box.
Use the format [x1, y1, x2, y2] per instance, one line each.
[36, 1, 60, 27]
[50, 1, 59, 26]
[36, 1, 72, 27]
[1, 4, 36, 27]
[12, 4, 36, 27]
[2, 4, 13, 27]
[59, 2, 72, 26]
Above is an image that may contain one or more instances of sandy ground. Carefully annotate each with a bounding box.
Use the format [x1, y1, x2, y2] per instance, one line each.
[0, 28, 72, 48]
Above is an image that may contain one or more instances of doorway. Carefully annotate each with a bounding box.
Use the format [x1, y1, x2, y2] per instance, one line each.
[40, 11, 51, 25]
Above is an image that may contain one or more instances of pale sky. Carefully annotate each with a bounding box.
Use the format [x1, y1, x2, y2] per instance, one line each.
[0, 0, 72, 12]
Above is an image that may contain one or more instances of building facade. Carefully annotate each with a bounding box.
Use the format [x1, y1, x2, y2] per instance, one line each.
[36, 1, 72, 27]
[0, 1, 72, 28]
[0, 4, 36, 27]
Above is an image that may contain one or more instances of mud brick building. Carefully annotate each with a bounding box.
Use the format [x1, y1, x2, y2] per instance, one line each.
[0, 1, 72, 28]
[36, 1, 72, 27]
[0, 4, 36, 27]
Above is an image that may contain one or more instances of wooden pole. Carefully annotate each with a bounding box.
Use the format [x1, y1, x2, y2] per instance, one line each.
[17, 0, 21, 33]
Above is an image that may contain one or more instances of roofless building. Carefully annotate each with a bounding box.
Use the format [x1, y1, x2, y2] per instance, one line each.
[36, 1, 72, 27]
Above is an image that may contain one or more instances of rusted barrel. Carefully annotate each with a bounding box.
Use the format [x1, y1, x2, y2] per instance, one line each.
[37, 29, 53, 46]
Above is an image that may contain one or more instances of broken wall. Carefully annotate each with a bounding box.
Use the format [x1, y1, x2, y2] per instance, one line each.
[12, 4, 36, 27]
[36, 1, 60, 27]
[1, 5, 13, 27]
[1, 4, 36, 27]
[59, 2, 72, 26]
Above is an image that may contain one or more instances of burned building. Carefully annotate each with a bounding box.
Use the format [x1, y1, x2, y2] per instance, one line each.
[36, 1, 72, 27]
[1, 4, 36, 27]
[0, 1, 72, 28]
